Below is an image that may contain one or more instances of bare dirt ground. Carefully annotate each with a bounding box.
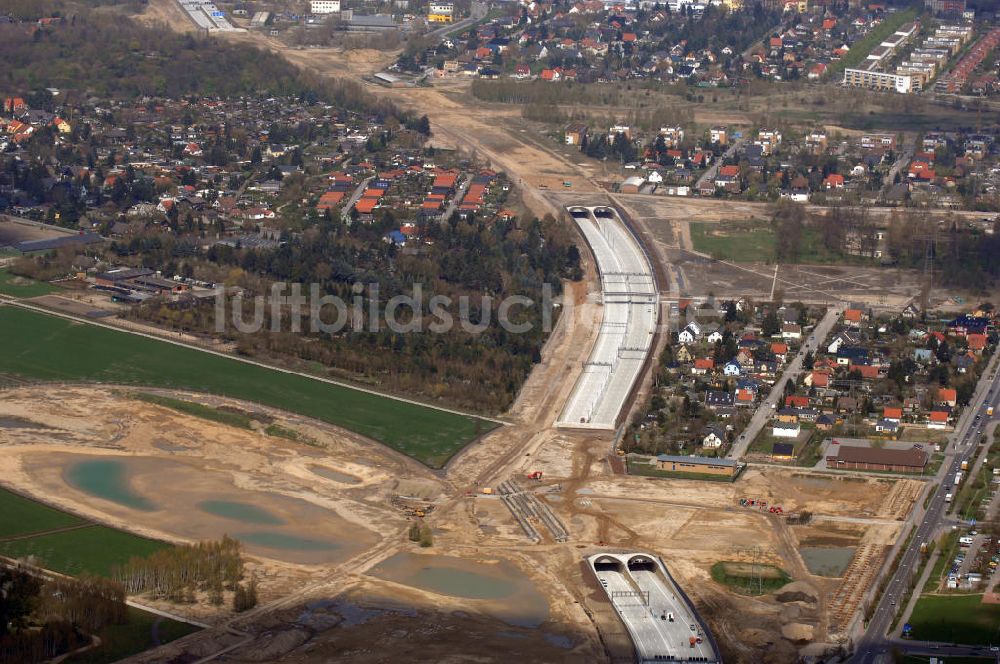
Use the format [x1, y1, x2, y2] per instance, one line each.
[0, 218, 71, 246]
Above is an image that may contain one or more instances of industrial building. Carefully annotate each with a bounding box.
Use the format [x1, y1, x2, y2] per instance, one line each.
[825, 445, 928, 473]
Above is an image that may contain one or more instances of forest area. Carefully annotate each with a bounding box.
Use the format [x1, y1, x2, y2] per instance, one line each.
[0, 3, 400, 120]
[125, 212, 582, 413]
[0, 537, 253, 663]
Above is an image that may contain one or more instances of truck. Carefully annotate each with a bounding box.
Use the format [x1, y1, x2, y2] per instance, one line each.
[945, 493, 953, 503]
[955, 472, 963, 485]
[961, 460, 969, 471]
[481, 487, 494, 495]
[988, 405, 994, 416]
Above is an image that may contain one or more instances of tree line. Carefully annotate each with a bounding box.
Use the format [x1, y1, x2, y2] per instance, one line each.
[0, 565, 125, 664]
[111, 536, 246, 607]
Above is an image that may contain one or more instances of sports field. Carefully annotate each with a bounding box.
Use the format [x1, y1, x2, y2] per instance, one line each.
[907, 594, 1000, 645]
[0, 307, 495, 467]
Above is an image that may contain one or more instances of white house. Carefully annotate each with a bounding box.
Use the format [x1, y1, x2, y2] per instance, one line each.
[702, 429, 725, 448]
[706, 329, 724, 344]
[647, 170, 664, 184]
[772, 421, 801, 438]
[678, 322, 702, 344]
[723, 361, 742, 376]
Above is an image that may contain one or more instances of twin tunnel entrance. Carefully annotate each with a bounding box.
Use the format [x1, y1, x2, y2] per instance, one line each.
[593, 555, 658, 574]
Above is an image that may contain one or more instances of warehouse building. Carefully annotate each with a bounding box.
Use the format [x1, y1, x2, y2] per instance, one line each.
[825, 445, 928, 473]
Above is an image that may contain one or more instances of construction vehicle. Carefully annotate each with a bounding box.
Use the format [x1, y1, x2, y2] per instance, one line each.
[616, 448, 625, 456]
[768, 505, 783, 514]
[526, 471, 543, 480]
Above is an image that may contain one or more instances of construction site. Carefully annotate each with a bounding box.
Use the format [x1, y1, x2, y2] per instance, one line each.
[0, 3, 951, 661]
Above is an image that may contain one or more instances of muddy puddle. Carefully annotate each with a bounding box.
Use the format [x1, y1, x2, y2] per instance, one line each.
[308, 465, 361, 485]
[368, 553, 550, 628]
[800, 546, 856, 577]
[41, 453, 377, 564]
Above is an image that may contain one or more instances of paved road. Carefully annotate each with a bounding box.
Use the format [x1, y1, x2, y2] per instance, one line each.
[694, 138, 747, 191]
[341, 175, 374, 223]
[851, 351, 1000, 663]
[426, 0, 487, 40]
[727, 304, 845, 459]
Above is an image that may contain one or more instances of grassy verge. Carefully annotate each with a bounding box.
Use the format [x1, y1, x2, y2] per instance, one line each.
[134, 393, 253, 429]
[0, 307, 494, 468]
[0, 487, 86, 537]
[0, 268, 58, 297]
[907, 594, 1000, 645]
[710, 561, 791, 595]
[66, 606, 200, 664]
[264, 423, 317, 446]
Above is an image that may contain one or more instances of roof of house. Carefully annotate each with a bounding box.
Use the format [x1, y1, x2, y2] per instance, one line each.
[772, 442, 795, 456]
[830, 445, 928, 468]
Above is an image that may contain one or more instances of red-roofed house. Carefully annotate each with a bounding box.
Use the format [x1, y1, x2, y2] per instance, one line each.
[967, 333, 987, 353]
[883, 407, 902, 422]
[692, 358, 715, 375]
[937, 388, 957, 408]
[786, 395, 810, 408]
[823, 173, 845, 189]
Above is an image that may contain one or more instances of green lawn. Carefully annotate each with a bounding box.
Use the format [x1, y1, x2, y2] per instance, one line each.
[66, 606, 201, 664]
[907, 594, 1000, 645]
[0, 525, 168, 577]
[828, 8, 919, 74]
[691, 223, 871, 265]
[0, 487, 86, 537]
[0, 307, 495, 467]
[691, 222, 775, 262]
[0, 268, 58, 297]
[710, 561, 791, 596]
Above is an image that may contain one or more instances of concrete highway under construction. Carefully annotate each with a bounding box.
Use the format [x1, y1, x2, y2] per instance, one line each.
[589, 553, 720, 663]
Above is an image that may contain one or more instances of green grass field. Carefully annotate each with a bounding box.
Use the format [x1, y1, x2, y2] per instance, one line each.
[66, 606, 201, 664]
[0, 307, 495, 467]
[0, 487, 86, 537]
[710, 561, 791, 596]
[907, 594, 1000, 645]
[691, 223, 871, 265]
[691, 222, 775, 262]
[0, 268, 58, 297]
[0, 524, 168, 577]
